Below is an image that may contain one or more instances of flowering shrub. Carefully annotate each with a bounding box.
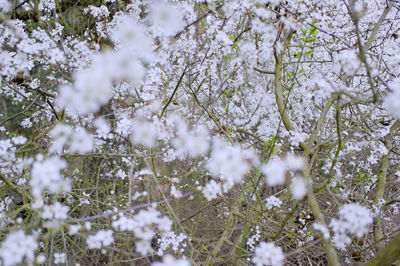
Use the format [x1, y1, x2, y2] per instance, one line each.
[0, 0, 400, 265]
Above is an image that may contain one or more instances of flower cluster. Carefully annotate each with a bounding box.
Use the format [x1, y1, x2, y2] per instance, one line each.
[312, 222, 330, 240]
[203, 138, 258, 200]
[41, 201, 69, 228]
[252, 241, 284, 266]
[265, 196, 282, 210]
[157, 232, 188, 256]
[30, 156, 69, 205]
[86, 230, 114, 249]
[54, 253, 66, 264]
[112, 208, 173, 255]
[0, 0, 398, 264]
[329, 204, 373, 249]
[0, 230, 38, 266]
[247, 226, 261, 252]
[384, 79, 400, 119]
[262, 155, 304, 187]
[49, 124, 93, 154]
[152, 254, 190, 266]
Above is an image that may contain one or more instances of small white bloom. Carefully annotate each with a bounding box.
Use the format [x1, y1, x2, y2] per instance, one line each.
[312, 222, 330, 240]
[69, 128, 93, 154]
[0, 230, 38, 266]
[135, 240, 153, 256]
[252, 241, 284, 266]
[12, 136, 27, 145]
[285, 155, 304, 170]
[86, 230, 114, 249]
[68, 224, 82, 235]
[290, 177, 307, 200]
[329, 203, 373, 249]
[152, 254, 190, 266]
[157, 232, 187, 256]
[149, 1, 184, 36]
[54, 253, 66, 264]
[262, 159, 287, 186]
[265, 196, 282, 210]
[36, 254, 46, 264]
[41, 201, 69, 220]
[203, 180, 222, 201]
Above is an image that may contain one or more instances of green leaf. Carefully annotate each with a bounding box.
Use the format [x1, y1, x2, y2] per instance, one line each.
[309, 26, 318, 35]
[306, 36, 317, 43]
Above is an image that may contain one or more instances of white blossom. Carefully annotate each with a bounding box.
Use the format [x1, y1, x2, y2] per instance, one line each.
[252, 241, 284, 266]
[30, 156, 70, 200]
[86, 230, 114, 249]
[329, 204, 373, 249]
[262, 159, 287, 186]
[152, 254, 190, 266]
[54, 253, 66, 264]
[203, 180, 222, 201]
[149, 1, 185, 36]
[265, 196, 282, 210]
[290, 177, 307, 200]
[0, 230, 38, 266]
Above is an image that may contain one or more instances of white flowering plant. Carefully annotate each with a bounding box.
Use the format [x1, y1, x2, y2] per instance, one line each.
[0, 0, 399, 265]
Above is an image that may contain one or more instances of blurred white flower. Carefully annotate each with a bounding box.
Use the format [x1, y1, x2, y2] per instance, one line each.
[30, 156, 70, 199]
[152, 254, 190, 266]
[54, 253, 66, 264]
[69, 128, 93, 154]
[0, 0, 10, 12]
[206, 138, 256, 187]
[312, 222, 330, 240]
[203, 180, 222, 201]
[86, 230, 114, 249]
[149, 1, 184, 36]
[329, 203, 372, 249]
[384, 79, 400, 119]
[285, 155, 304, 170]
[290, 177, 307, 200]
[252, 241, 284, 266]
[68, 224, 82, 235]
[41, 201, 69, 220]
[12, 136, 27, 145]
[110, 15, 153, 58]
[262, 159, 287, 186]
[130, 117, 158, 148]
[0, 230, 38, 266]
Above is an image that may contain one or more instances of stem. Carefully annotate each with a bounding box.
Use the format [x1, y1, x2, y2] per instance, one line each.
[272, 28, 340, 266]
[364, 233, 400, 266]
[205, 194, 243, 265]
[303, 163, 340, 266]
[373, 121, 400, 251]
[365, 5, 391, 50]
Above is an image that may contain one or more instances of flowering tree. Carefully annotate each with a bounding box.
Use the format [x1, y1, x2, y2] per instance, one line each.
[0, 0, 400, 265]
